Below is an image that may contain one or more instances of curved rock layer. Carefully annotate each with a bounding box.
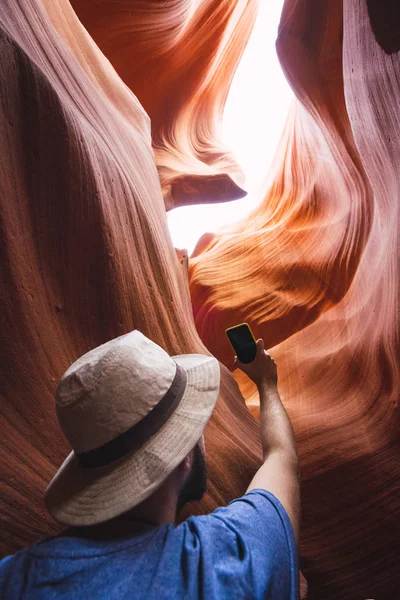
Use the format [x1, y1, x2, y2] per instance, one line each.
[0, 0, 260, 557]
[71, 0, 255, 208]
[190, 0, 400, 598]
[0, 1, 399, 600]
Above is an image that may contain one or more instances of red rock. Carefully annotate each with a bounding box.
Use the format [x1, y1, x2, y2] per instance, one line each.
[1, 1, 399, 598]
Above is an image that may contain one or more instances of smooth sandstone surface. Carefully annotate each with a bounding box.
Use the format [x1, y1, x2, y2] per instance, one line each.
[71, 0, 251, 208]
[0, 0, 260, 555]
[0, 1, 399, 599]
[192, 1, 400, 597]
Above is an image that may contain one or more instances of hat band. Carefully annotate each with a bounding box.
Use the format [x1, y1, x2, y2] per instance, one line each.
[76, 363, 188, 468]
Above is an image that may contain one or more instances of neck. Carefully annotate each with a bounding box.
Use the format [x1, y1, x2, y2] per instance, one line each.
[63, 474, 181, 540]
[120, 481, 179, 527]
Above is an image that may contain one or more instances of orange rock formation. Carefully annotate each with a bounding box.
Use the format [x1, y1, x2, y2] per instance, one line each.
[0, 1, 399, 598]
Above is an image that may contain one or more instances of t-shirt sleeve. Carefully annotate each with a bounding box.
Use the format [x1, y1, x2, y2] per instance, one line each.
[182, 489, 299, 600]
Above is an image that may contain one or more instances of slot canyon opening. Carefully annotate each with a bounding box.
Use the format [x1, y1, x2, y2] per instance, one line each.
[167, 0, 293, 254]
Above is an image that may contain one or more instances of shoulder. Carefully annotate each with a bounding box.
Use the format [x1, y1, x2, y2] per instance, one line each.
[0, 549, 28, 598]
[175, 490, 298, 598]
[0, 550, 26, 574]
[219, 488, 296, 539]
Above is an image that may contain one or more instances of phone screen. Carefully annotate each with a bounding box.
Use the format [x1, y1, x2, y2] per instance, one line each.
[226, 323, 257, 364]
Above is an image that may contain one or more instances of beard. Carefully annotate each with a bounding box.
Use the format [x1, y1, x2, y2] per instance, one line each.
[176, 443, 207, 515]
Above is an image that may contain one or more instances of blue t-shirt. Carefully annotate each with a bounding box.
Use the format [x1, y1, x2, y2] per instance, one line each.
[0, 490, 298, 599]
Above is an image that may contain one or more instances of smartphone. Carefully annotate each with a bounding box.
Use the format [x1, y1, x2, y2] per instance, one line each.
[225, 323, 257, 364]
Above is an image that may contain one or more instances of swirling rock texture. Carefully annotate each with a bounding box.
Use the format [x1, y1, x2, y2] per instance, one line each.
[191, 0, 400, 598]
[71, 0, 254, 209]
[0, 2, 399, 600]
[0, 0, 260, 559]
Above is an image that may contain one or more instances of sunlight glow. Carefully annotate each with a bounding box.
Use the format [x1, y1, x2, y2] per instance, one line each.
[167, 0, 293, 255]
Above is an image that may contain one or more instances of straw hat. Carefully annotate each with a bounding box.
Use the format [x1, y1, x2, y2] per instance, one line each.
[45, 330, 220, 526]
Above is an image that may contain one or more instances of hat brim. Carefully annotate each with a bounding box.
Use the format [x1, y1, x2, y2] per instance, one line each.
[45, 354, 220, 526]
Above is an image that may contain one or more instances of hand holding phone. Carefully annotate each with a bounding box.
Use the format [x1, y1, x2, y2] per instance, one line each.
[226, 323, 277, 388]
[225, 323, 257, 363]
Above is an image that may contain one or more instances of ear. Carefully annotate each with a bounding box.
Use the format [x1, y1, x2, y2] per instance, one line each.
[181, 450, 194, 474]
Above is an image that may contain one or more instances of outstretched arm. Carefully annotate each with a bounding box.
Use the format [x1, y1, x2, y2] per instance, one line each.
[234, 339, 300, 542]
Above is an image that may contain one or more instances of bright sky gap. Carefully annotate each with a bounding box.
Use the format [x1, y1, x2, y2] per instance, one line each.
[167, 0, 293, 255]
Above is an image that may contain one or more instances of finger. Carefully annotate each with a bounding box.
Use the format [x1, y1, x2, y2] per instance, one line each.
[263, 349, 274, 361]
[256, 338, 264, 352]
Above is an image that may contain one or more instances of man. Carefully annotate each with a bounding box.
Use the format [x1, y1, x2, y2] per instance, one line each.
[0, 330, 300, 599]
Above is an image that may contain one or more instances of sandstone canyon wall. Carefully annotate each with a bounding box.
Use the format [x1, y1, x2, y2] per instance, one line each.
[0, 1, 399, 599]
